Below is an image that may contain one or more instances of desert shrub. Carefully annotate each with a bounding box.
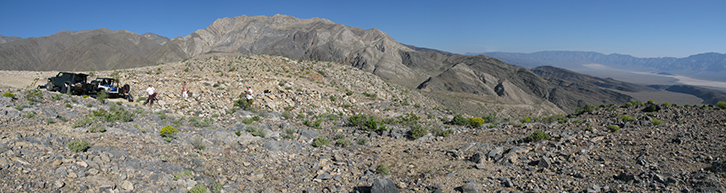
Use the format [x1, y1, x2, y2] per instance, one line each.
[281, 111, 292, 119]
[97, 90, 109, 104]
[717, 101, 726, 110]
[52, 94, 63, 101]
[282, 128, 296, 139]
[347, 114, 368, 127]
[365, 118, 379, 131]
[211, 183, 222, 193]
[136, 96, 147, 102]
[470, 117, 485, 127]
[482, 115, 498, 123]
[246, 126, 265, 137]
[642, 104, 660, 112]
[160, 125, 178, 138]
[450, 114, 469, 125]
[398, 113, 420, 125]
[235, 131, 241, 136]
[22, 111, 36, 118]
[191, 136, 205, 150]
[526, 130, 550, 142]
[409, 125, 428, 139]
[335, 139, 350, 147]
[88, 123, 106, 133]
[189, 184, 207, 193]
[376, 163, 391, 175]
[651, 119, 663, 126]
[68, 140, 89, 152]
[521, 117, 533, 123]
[575, 104, 596, 114]
[189, 117, 211, 127]
[72, 116, 94, 128]
[312, 136, 331, 147]
[233, 98, 253, 110]
[357, 138, 369, 145]
[608, 125, 620, 132]
[621, 115, 636, 122]
[431, 127, 454, 137]
[2, 92, 14, 98]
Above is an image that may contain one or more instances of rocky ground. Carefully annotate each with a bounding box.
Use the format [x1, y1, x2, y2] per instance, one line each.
[0, 54, 725, 193]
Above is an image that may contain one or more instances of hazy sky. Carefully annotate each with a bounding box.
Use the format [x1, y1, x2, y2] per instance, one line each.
[1, 0, 724, 58]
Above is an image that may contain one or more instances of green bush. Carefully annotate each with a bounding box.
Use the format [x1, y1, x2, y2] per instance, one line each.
[282, 128, 296, 139]
[88, 123, 106, 133]
[481, 115, 498, 123]
[281, 111, 292, 119]
[211, 182, 222, 193]
[621, 115, 636, 122]
[68, 140, 89, 152]
[526, 130, 550, 142]
[160, 125, 178, 138]
[450, 114, 469, 125]
[608, 125, 620, 132]
[136, 96, 147, 102]
[357, 138, 368, 145]
[717, 101, 726, 110]
[642, 104, 660, 112]
[246, 126, 265, 137]
[575, 104, 596, 114]
[431, 127, 454, 137]
[347, 114, 368, 127]
[470, 117, 485, 127]
[409, 125, 428, 139]
[189, 184, 207, 193]
[651, 119, 663, 126]
[376, 163, 391, 175]
[2, 92, 14, 98]
[335, 139, 350, 147]
[312, 136, 331, 147]
[521, 117, 532, 123]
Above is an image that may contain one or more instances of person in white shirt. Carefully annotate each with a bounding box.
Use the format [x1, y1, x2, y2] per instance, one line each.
[144, 84, 157, 106]
[245, 86, 253, 107]
[182, 82, 189, 98]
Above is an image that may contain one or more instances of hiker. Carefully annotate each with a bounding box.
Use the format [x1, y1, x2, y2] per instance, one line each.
[182, 82, 189, 98]
[245, 86, 254, 107]
[144, 84, 157, 106]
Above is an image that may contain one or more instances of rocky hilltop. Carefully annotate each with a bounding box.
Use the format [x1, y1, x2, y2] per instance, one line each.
[1, 54, 726, 192]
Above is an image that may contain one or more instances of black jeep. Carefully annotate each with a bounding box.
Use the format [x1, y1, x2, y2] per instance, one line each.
[45, 72, 91, 94]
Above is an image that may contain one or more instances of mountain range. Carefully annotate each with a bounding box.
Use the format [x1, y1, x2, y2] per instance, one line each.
[1, 14, 722, 114]
[479, 51, 726, 82]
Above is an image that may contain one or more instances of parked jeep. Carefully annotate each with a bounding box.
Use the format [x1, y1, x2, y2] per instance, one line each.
[45, 72, 90, 94]
[89, 77, 133, 101]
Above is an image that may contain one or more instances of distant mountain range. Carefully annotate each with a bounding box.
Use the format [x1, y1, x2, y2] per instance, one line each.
[1, 15, 722, 114]
[476, 51, 726, 82]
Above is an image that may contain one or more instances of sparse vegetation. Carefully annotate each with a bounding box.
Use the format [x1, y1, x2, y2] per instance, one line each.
[376, 163, 390, 175]
[717, 101, 726, 110]
[621, 115, 636, 122]
[312, 136, 331, 147]
[526, 130, 550, 142]
[68, 140, 89, 152]
[409, 125, 428, 139]
[2, 92, 14, 98]
[160, 125, 178, 140]
[608, 125, 620, 132]
[651, 119, 663, 126]
[450, 114, 469, 125]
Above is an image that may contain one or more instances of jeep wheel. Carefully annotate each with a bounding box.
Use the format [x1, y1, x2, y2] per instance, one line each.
[47, 81, 55, 91]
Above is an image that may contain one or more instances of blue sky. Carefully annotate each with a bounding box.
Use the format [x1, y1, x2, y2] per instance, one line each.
[1, 0, 724, 58]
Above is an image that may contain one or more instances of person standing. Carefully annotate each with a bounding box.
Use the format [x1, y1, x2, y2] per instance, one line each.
[245, 86, 253, 107]
[182, 82, 189, 98]
[144, 84, 157, 106]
